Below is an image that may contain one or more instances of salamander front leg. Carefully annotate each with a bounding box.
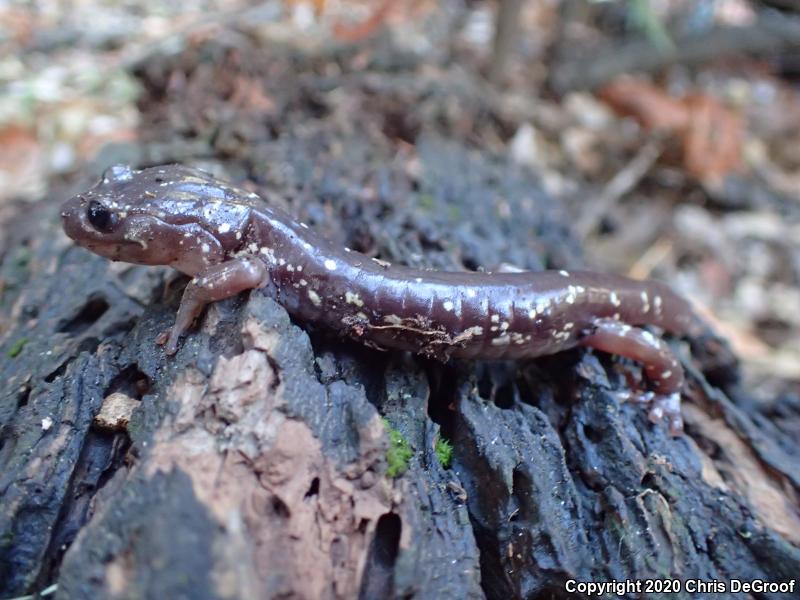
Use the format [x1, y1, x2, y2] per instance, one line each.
[581, 318, 685, 435]
[158, 256, 269, 355]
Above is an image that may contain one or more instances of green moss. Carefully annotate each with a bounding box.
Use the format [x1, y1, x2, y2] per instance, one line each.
[434, 437, 453, 469]
[383, 418, 413, 478]
[13, 248, 31, 269]
[417, 194, 435, 213]
[7, 337, 28, 358]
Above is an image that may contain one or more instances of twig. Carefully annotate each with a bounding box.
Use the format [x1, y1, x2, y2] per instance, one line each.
[550, 11, 800, 93]
[489, 0, 524, 84]
[575, 139, 662, 238]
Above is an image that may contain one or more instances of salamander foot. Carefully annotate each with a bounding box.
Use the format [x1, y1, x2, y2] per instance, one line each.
[630, 391, 683, 436]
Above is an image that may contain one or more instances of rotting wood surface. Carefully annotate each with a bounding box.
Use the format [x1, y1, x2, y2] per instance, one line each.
[1, 37, 799, 600]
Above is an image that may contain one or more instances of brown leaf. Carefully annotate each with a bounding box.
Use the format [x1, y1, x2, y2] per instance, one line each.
[682, 93, 744, 184]
[599, 78, 688, 132]
[600, 78, 744, 183]
[332, 0, 395, 43]
[0, 124, 45, 201]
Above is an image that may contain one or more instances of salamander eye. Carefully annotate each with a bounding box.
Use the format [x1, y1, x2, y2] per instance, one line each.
[87, 200, 118, 232]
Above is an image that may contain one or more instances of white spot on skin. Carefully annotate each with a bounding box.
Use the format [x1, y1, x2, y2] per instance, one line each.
[661, 370, 672, 379]
[296, 265, 303, 272]
[248, 243, 259, 253]
[218, 223, 231, 234]
[491, 335, 511, 346]
[463, 326, 483, 336]
[287, 264, 295, 272]
[384, 314, 403, 325]
[300, 279, 308, 286]
[491, 314, 500, 323]
[201, 243, 210, 253]
[300, 222, 309, 229]
[344, 247, 352, 252]
[490, 326, 498, 332]
[528, 308, 537, 319]
[467, 289, 477, 298]
[415, 278, 423, 283]
[184, 232, 193, 238]
[308, 290, 322, 306]
[640, 291, 650, 313]
[346, 291, 364, 307]
[610, 291, 621, 307]
[443, 301, 454, 312]
[565, 285, 578, 304]
[236, 232, 242, 240]
[303, 242, 313, 251]
[559, 270, 570, 277]
[260, 247, 276, 263]
[324, 259, 337, 271]
[654, 295, 662, 314]
[41, 417, 53, 431]
[641, 330, 657, 345]
[500, 321, 509, 331]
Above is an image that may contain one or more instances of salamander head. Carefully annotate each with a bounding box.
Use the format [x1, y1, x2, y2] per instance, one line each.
[61, 164, 253, 275]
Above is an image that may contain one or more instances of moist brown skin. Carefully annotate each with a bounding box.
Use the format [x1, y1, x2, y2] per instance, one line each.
[61, 165, 704, 434]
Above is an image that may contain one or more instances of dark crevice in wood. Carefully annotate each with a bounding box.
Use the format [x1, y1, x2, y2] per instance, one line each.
[359, 513, 402, 600]
[58, 297, 109, 335]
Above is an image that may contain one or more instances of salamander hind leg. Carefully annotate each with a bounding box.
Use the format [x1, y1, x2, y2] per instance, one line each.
[580, 318, 684, 435]
[158, 256, 269, 355]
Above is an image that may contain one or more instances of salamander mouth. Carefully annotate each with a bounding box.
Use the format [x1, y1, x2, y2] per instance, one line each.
[61, 197, 93, 242]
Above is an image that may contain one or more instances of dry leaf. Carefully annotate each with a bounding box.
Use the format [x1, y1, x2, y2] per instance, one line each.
[333, 0, 395, 42]
[600, 78, 744, 184]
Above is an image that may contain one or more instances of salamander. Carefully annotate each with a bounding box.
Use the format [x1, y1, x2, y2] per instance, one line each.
[61, 164, 707, 434]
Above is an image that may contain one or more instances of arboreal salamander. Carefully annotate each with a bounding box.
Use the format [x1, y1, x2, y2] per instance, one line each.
[61, 164, 708, 434]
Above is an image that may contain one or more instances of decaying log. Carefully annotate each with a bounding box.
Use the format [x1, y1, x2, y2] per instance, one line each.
[1, 37, 799, 600]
